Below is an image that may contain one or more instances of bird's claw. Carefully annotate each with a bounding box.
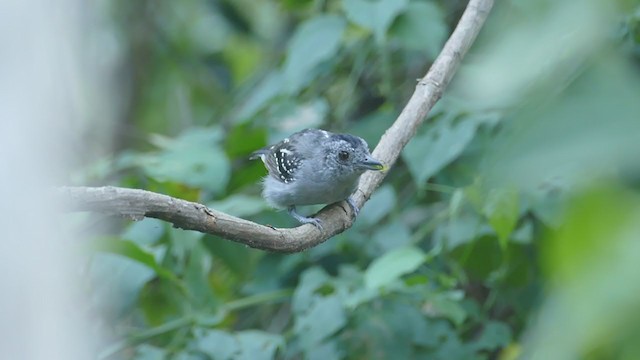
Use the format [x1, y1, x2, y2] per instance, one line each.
[288, 206, 323, 230]
[347, 197, 360, 217]
[302, 217, 323, 230]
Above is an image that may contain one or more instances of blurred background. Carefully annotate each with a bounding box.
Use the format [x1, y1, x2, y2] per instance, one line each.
[9, 0, 640, 358]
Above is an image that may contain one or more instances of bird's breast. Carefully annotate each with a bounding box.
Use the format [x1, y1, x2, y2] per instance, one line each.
[289, 173, 359, 206]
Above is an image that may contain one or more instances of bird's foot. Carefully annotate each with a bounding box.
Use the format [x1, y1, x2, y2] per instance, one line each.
[288, 206, 323, 229]
[346, 196, 360, 217]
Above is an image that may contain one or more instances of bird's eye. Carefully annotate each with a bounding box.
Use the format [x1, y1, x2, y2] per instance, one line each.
[338, 150, 350, 161]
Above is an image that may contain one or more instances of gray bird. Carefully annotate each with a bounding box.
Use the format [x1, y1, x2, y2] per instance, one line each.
[250, 128, 384, 228]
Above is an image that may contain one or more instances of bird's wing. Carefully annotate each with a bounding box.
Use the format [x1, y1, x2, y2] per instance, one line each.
[250, 139, 304, 183]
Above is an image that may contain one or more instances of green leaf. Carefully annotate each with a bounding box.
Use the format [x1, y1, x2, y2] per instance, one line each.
[224, 123, 267, 158]
[451, 235, 502, 282]
[122, 218, 165, 246]
[432, 332, 475, 359]
[196, 329, 284, 360]
[195, 329, 239, 360]
[449, 188, 465, 217]
[416, 319, 454, 348]
[371, 221, 412, 254]
[140, 127, 230, 194]
[389, 1, 447, 57]
[202, 235, 255, 277]
[544, 187, 640, 284]
[330, 267, 377, 310]
[235, 331, 284, 360]
[242, 253, 304, 294]
[349, 109, 396, 146]
[365, 246, 426, 289]
[292, 267, 331, 313]
[343, 0, 409, 42]
[306, 341, 342, 360]
[268, 99, 329, 142]
[92, 238, 178, 283]
[359, 185, 396, 225]
[208, 194, 270, 218]
[434, 212, 484, 249]
[222, 36, 263, 85]
[237, 71, 284, 121]
[283, 15, 346, 92]
[184, 242, 216, 307]
[479, 47, 640, 192]
[172, 352, 203, 360]
[471, 321, 512, 351]
[511, 220, 533, 244]
[403, 117, 478, 186]
[89, 253, 156, 315]
[526, 186, 640, 358]
[169, 227, 204, 263]
[134, 345, 166, 360]
[427, 291, 468, 327]
[294, 295, 347, 347]
[483, 188, 519, 249]
[349, 301, 441, 358]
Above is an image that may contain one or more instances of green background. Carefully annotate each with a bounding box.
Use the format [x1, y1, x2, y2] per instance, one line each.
[76, 0, 640, 359]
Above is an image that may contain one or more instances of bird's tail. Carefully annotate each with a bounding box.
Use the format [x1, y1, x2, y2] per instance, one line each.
[249, 149, 268, 161]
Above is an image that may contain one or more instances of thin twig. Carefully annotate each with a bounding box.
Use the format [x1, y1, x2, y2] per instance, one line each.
[60, 0, 494, 253]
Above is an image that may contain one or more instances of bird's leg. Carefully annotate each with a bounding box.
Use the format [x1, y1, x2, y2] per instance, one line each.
[288, 206, 323, 229]
[346, 196, 360, 217]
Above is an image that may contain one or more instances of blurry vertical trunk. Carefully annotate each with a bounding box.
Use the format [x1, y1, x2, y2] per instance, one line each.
[0, 0, 106, 358]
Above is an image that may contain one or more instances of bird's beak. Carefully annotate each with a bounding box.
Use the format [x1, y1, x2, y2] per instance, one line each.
[360, 156, 385, 171]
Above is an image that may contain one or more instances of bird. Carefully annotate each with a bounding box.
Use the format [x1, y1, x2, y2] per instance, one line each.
[250, 128, 384, 228]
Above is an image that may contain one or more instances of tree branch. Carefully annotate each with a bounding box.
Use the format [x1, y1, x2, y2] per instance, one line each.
[61, 0, 494, 253]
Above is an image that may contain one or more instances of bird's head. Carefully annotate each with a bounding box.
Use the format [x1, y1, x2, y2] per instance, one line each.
[323, 134, 384, 177]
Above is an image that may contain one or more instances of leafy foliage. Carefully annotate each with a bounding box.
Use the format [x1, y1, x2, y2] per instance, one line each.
[78, 0, 640, 359]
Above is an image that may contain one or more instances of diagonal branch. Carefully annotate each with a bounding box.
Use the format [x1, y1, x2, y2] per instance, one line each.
[61, 0, 494, 253]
